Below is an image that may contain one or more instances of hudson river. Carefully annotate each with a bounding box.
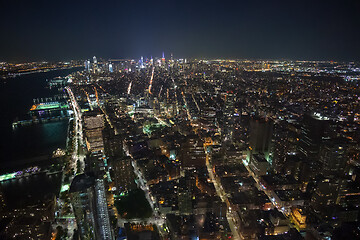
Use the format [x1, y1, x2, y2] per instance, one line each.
[0, 68, 81, 168]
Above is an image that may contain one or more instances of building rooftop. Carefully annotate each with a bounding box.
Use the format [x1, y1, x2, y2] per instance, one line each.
[69, 173, 95, 193]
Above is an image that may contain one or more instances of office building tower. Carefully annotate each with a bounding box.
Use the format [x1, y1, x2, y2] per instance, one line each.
[179, 134, 206, 168]
[249, 116, 274, 161]
[298, 113, 329, 179]
[223, 91, 235, 143]
[109, 63, 113, 73]
[320, 138, 349, 177]
[177, 171, 195, 215]
[70, 173, 113, 240]
[311, 178, 340, 211]
[112, 157, 136, 193]
[84, 60, 89, 71]
[161, 52, 165, 67]
[140, 56, 144, 68]
[84, 111, 105, 152]
[70, 174, 97, 240]
[94, 178, 113, 240]
[298, 113, 328, 161]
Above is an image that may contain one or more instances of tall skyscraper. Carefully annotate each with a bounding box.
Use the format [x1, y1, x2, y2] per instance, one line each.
[70, 173, 97, 240]
[320, 138, 349, 177]
[223, 91, 235, 143]
[84, 111, 105, 152]
[92, 56, 98, 73]
[140, 56, 144, 68]
[298, 113, 329, 180]
[109, 63, 113, 73]
[249, 116, 274, 162]
[94, 178, 113, 240]
[70, 173, 113, 240]
[298, 113, 328, 161]
[161, 52, 165, 67]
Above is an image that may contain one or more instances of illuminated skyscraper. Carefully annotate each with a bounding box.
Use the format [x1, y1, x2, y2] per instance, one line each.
[94, 178, 113, 240]
[109, 63, 113, 73]
[83, 111, 105, 152]
[298, 113, 328, 161]
[70, 173, 97, 240]
[92, 56, 98, 73]
[140, 56, 144, 68]
[70, 173, 113, 240]
[161, 52, 165, 67]
[223, 91, 235, 143]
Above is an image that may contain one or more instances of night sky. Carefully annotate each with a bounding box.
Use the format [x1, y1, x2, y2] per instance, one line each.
[0, 0, 359, 61]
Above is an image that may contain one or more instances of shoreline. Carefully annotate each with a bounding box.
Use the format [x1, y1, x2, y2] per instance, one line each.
[0, 66, 82, 80]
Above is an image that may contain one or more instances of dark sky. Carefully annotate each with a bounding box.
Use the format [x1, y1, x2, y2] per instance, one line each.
[0, 0, 359, 61]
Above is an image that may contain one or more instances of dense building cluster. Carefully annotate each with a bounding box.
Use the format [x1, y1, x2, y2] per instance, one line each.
[62, 56, 360, 239]
[1, 56, 359, 240]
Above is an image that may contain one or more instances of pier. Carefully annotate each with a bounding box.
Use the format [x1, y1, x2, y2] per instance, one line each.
[12, 95, 70, 129]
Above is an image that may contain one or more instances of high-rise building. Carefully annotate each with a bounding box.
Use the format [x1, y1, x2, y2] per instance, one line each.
[298, 113, 329, 180]
[140, 56, 144, 69]
[311, 178, 340, 211]
[249, 153, 270, 176]
[249, 116, 274, 161]
[84, 111, 105, 152]
[298, 113, 328, 161]
[94, 178, 113, 240]
[320, 138, 349, 177]
[69, 173, 97, 240]
[222, 91, 235, 143]
[112, 157, 136, 193]
[179, 134, 206, 168]
[84, 60, 89, 71]
[70, 173, 113, 240]
[178, 171, 195, 215]
[109, 63, 113, 73]
[161, 52, 165, 67]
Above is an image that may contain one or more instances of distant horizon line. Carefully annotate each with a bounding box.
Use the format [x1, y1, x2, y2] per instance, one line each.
[1, 57, 359, 63]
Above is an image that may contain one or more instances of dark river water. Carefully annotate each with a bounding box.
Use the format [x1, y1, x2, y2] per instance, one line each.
[0, 68, 81, 167]
[0, 68, 81, 208]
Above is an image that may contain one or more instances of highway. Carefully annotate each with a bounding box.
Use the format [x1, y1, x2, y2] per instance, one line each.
[52, 86, 86, 239]
[65, 86, 86, 175]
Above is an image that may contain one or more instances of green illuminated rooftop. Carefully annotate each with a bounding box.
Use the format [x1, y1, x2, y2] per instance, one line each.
[36, 103, 61, 110]
[0, 173, 17, 182]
